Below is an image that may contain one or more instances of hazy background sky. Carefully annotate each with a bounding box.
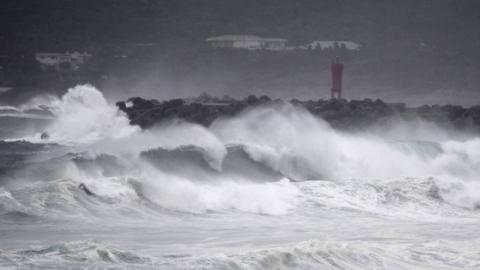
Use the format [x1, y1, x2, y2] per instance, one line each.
[1, 0, 480, 106]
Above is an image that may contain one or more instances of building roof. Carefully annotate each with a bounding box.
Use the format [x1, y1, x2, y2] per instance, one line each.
[36, 53, 70, 57]
[35, 52, 92, 57]
[262, 38, 287, 42]
[206, 35, 262, 41]
[206, 35, 286, 42]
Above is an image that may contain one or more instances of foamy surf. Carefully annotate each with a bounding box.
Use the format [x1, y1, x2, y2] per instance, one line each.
[1, 85, 480, 269]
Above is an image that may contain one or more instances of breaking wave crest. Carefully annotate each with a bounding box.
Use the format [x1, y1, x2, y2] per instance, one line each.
[24, 85, 139, 144]
[1, 85, 480, 219]
[0, 241, 153, 268]
[2, 85, 480, 270]
[2, 238, 479, 270]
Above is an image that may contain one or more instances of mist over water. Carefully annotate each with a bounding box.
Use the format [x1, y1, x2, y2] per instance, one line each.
[1, 85, 480, 269]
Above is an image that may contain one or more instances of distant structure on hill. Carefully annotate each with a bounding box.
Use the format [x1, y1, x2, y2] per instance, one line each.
[300, 41, 361, 51]
[206, 35, 288, 51]
[205, 36, 361, 52]
[35, 51, 92, 71]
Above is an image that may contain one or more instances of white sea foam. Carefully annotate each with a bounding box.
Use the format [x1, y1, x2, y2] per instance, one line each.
[139, 168, 299, 215]
[2, 85, 480, 270]
[39, 85, 139, 144]
[6, 85, 480, 213]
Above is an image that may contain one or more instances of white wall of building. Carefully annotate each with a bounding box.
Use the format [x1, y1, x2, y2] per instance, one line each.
[233, 40, 263, 50]
[35, 52, 91, 71]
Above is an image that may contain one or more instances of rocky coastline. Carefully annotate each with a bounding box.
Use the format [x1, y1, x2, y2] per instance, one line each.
[116, 94, 480, 133]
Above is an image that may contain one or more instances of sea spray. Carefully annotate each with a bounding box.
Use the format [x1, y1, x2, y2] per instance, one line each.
[3, 85, 480, 214]
[2, 86, 480, 269]
[44, 85, 139, 144]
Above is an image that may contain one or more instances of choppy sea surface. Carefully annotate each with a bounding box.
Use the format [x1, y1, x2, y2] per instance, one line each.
[1, 85, 479, 269]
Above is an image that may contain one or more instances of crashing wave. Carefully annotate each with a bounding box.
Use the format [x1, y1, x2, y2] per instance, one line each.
[2, 238, 479, 270]
[2, 85, 480, 218]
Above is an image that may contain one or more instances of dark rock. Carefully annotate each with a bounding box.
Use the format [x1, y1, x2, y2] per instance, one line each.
[245, 95, 259, 105]
[40, 132, 49, 140]
[116, 101, 127, 111]
[78, 183, 95, 196]
[116, 94, 480, 133]
[259, 95, 272, 103]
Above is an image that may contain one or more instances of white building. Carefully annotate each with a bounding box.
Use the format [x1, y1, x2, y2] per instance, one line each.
[35, 51, 92, 71]
[301, 41, 361, 51]
[206, 35, 287, 51]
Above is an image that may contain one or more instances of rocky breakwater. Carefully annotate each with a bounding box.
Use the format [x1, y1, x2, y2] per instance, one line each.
[116, 94, 480, 133]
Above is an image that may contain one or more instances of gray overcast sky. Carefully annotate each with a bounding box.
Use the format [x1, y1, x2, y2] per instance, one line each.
[1, 0, 480, 105]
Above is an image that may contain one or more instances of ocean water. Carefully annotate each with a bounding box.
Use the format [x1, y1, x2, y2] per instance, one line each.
[1, 85, 479, 269]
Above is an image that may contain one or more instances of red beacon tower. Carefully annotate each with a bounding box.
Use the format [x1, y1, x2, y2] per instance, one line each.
[330, 58, 344, 99]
